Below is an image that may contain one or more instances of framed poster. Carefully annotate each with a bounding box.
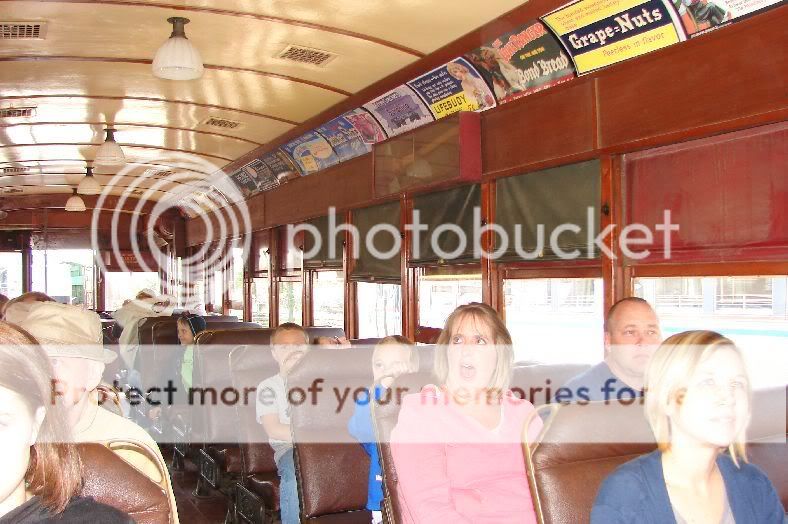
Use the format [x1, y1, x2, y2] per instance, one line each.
[362, 85, 434, 137]
[465, 21, 576, 103]
[317, 114, 373, 162]
[542, 0, 685, 74]
[281, 131, 341, 176]
[407, 57, 496, 119]
[342, 108, 387, 144]
[671, 0, 782, 36]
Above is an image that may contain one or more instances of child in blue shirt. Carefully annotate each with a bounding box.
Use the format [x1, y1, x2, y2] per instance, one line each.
[348, 336, 419, 524]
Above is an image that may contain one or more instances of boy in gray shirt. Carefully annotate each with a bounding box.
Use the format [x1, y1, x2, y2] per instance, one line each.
[256, 323, 310, 524]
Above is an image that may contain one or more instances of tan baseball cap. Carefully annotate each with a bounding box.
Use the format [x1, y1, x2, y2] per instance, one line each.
[15, 302, 117, 364]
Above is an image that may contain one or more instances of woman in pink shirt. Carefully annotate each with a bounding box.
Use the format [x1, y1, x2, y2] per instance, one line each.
[390, 303, 542, 523]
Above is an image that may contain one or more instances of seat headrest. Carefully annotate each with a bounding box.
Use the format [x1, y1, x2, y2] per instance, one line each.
[78, 443, 170, 524]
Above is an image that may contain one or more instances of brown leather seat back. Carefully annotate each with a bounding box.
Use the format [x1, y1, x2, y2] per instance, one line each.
[511, 363, 592, 407]
[372, 372, 433, 524]
[287, 347, 374, 521]
[526, 400, 656, 524]
[229, 344, 279, 475]
[191, 328, 275, 444]
[78, 443, 170, 524]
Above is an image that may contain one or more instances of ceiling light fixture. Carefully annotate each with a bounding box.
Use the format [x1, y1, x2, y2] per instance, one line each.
[95, 128, 125, 166]
[64, 187, 86, 212]
[152, 17, 204, 81]
[77, 165, 101, 195]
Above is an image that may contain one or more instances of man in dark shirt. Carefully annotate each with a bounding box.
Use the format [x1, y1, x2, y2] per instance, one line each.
[554, 297, 662, 403]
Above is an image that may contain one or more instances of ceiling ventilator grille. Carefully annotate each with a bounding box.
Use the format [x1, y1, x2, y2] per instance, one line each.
[0, 22, 46, 39]
[0, 107, 35, 118]
[202, 116, 242, 129]
[1, 166, 29, 174]
[277, 45, 337, 67]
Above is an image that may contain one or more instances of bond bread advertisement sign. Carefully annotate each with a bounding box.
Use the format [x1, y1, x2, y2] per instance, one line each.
[281, 131, 341, 176]
[407, 57, 496, 120]
[317, 114, 373, 162]
[362, 85, 434, 137]
[542, 0, 684, 74]
[671, 0, 780, 36]
[465, 21, 575, 103]
[343, 108, 387, 144]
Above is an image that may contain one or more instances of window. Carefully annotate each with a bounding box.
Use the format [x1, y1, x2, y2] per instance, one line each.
[504, 278, 604, 364]
[357, 282, 402, 338]
[312, 270, 344, 327]
[32, 249, 96, 308]
[252, 277, 270, 327]
[278, 280, 303, 324]
[418, 272, 482, 329]
[212, 269, 223, 313]
[104, 271, 160, 311]
[229, 247, 245, 319]
[635, 276, 788, 388]
[0, 252, 23, 298]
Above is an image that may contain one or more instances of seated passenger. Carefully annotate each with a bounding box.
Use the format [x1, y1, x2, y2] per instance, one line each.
[592, 330, 784, 523]
[15, 302, 179, 523]
[112, 289, 174, 369]
[390, 303, 542, 524]
[0, 321, 131, 523]
[557, 297, 662, 403]
[147, 313, 207, 421]
[349, 335, 418, 524]
[314, 335, 351, 348]
[256, 323, 311, 524]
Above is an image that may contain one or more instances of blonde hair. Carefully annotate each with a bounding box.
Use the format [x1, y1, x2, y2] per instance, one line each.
[373, 335, 419, 372]
[644, 330, 751, 464]
[434, 303, 513, 392]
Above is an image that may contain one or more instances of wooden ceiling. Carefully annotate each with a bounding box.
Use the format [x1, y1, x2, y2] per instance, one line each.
[0, 0, 526, 209]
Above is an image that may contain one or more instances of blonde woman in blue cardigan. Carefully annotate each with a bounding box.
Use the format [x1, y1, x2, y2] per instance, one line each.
[592, 330, 784, 524]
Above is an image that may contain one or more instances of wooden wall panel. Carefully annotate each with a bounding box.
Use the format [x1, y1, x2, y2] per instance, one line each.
[263, 155, 373, 228]
[598, 4, 788, 149]
[481, 80, 596, 178]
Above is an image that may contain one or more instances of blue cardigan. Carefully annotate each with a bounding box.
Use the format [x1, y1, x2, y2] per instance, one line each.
[348, 385, 386, 512]
[592, 450, 785, 524]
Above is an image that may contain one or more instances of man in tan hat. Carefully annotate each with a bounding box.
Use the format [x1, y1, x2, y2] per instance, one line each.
[16, 301, 179, 523]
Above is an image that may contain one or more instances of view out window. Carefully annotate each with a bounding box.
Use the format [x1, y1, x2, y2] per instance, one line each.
[635, 276, 788, 388]
[229, 247, 245, 319]
[252, 277, 270, 327]
[312, 270, 344, 328]
[357, 282, 402, 338]
[278, 280, 303, 325]
[104, 271, 160, 311]
[32, 249, 96, 308]
[212, 269, 223, 313]
[504, 278, 604, 364]
[418, 273, 482, 329]
[0, 252, 23, 298]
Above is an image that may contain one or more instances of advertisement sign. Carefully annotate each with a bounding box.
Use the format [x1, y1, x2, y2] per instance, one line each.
[466, 21, 576, 103]
[317, 114, 373, 162]
[281, 131, 341, 176]
[542, 0, 684, 74]
[407, 57, 496, 119]
[670, 0, 781, 36]
[362, 85, 434, 137]
[342, 108, 387, 144]
[230, 151, 298, 197]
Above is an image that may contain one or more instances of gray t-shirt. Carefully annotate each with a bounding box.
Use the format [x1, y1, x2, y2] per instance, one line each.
[672, 488, 735, 524]
[256, 373, 292, 463]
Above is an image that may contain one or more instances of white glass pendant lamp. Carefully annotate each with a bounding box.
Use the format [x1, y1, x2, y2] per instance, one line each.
[77, 165, 102, 195]
[152, 17, 204, 81]
[65, 188, 87, 212]
[95, 128, 125, 167]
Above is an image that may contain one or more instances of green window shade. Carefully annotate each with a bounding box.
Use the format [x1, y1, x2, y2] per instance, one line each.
[303, 215, 344, 270]
[495, 160, 601, 261]
[350, 201, 401, 282]
[411, 184, 481, 266]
